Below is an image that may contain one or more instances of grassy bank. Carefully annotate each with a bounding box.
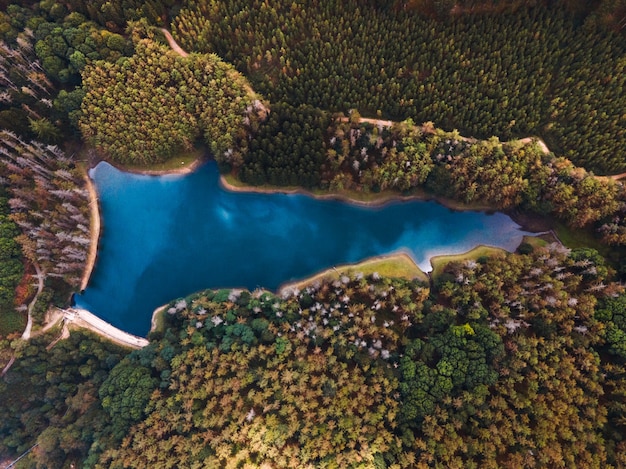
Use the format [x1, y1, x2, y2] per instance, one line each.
[430, 246, 506, 280]
[223, 173, 493, 211]
[118, 147, 204, 173]
[280, 253, 429, 293]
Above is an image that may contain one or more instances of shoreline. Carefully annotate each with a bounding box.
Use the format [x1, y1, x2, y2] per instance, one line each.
[105, 155, 206, 176]
[220, 174, 557, 236]
[219, 174, 500, 213]
[148, 252, 428, 335]
[79, 151, 207, 293]
[429, 245, 507, 279]
[80, 174, 101, 291]
[64, 307, 149, 349]
[150, 305, 166, 335]
[277, 252, 429, 294]
[82, 148, 550, 342]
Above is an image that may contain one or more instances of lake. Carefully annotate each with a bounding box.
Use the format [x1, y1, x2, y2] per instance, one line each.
[75, 162, 531, 336]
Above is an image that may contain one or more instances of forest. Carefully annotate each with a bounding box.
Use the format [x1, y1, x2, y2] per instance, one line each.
[79, 34, 267, 165]
[1, 245, 626, 467]
[240, 112, 626, 247]
[172, 0, 626, 174]
[1, 0, 626, 468]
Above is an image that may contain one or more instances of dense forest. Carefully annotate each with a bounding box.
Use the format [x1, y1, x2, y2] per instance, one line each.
[2, 245, 626, 467]
[80, 34, 267, 165]
[104, 245, 625, 468]
[1, 0, 626, 468]
[172, 0, 626, 174]
[0, 186, 23, 336]
[0, 329, 128, 468]
[0, 130, 92, 288]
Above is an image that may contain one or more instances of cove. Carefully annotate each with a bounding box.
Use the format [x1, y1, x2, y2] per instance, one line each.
[75, 162, 531, 336]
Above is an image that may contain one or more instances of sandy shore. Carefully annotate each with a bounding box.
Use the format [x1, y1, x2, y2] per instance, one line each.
[81, 174, 101, 291]
[65, 307, 149, 349]
[150, 305, 166, 334]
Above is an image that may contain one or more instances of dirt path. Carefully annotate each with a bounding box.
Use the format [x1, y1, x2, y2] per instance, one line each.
[3, 263, 45, 376]
[21, 262, 44, 340]
[34, 307, 65, 336]
[1, 356, 15, 377]
[160, 28, 189, 57]
[517, 137, 550, 155]
[608, 171, 626, 180]
[45, 321, 69, 350]
[339, 116, 393, 127]
[347, 119, 626, 179]
[157, 35, 626, 181]
[160, 28, 268, 117]
[340, 118, 553, 154]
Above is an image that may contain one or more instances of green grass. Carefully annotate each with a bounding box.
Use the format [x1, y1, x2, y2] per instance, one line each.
[281, 253, 429, 292]
[553, 222, 626, 273]
[335, 254, 429, 282]
[149, 306, 167, 335]
[222, 172, 246, 187]
[430, 246, 506, 280]
[0, 309, 26, 337]
[553, 222, 611, 255]
[521, 235, 549, 249]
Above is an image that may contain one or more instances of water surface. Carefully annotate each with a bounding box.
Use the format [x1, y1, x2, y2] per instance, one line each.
[76, 162, 530, 336]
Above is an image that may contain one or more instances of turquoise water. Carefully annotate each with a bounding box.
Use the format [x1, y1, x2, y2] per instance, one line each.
[75, 162, 530, 336]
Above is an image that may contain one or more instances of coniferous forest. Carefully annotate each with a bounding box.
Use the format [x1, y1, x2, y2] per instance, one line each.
[1, 0, 626, 468]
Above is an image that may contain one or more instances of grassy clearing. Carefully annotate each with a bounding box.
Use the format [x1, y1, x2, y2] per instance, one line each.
[337, 254, 429, 282]
[280, 253, 428, 292]
[553, 223, 626, 272]
[553, 222, 611, 255]
[521, 235, 550, 249]
[430, 246, 506, 280]
[222, 173, 249, 188]
[0, 310, 26, 337]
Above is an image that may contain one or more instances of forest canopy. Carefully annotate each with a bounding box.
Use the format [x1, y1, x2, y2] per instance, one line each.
[2, 1, 626, 468]
[0, 245, 612, 468]
[173, 0, 626, 174]
[79, 37, 267, 166]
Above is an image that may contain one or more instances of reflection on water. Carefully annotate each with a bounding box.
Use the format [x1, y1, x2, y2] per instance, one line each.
[76, 161, 530, 336]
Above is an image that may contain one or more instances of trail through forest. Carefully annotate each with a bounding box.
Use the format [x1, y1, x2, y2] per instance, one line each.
[1, 263, 45, 377]
[161, 28, 268, 117]
[160, 28, 188, 57]
[21, 262, 44, 341]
